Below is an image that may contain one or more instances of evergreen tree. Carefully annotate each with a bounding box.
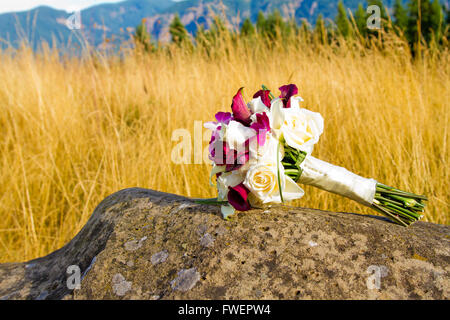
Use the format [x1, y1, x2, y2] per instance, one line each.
[194, 24, 208, 47]
[406, 0, 422, 44]
[240, 17, 255, 37]
[430, 0, 444, 41]
[336, 1, 351, 38]
[366, 0, 389, 34]
[368, 0, 389, 22]
[446, 5, 450, 26]
[286, 18, 298, 39]
[169, 14, 190, 46]
[299, 19, 310, 42]
[256, 11, 267, 35]
[199, 16, 230, 48]
[265, 9, 287, 40]
[354, 3, 367, 37]
[445, 5, 450, 39]
[134, 19, 152, 52]
[209, 16, 228, 39]
[393, 0, 409, 32]
[407, 0, 443, 44]
[314, 14, 327, 44]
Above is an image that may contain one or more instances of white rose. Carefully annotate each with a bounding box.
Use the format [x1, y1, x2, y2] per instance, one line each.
[243, 160, 304, 204]
[270, 97, 324, 154]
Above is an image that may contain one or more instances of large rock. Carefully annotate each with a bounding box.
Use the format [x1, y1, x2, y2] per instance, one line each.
[0, 188, 448, 300]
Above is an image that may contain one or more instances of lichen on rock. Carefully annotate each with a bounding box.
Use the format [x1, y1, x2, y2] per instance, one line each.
[170, 268, 200, 292]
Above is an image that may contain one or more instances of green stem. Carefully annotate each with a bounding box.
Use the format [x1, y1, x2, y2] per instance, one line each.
[376, 185, 428, 200]
[277, 141, 284, 203]
[384, 202, 421, 219]
[262, 84, 275, 100]
[193, 198, 228, 205]
[376, 195, 404, 208]
[372, 203, 409, 227]
[374, 182, 427, 226]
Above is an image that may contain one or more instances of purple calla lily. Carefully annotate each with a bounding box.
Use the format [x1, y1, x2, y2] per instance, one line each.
[208, 135, 216, 158]
[231, 88, 252, 125]
[279, 84, 298, 108]
[253, 90, 271, 108]
[215, 112, 232, 124]
[208, 125, 221, 161]
[227, 183, 251, 211]
[206, 113, 231, 161]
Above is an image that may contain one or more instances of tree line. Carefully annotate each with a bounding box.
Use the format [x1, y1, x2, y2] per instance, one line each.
[134, 0, 449, 53]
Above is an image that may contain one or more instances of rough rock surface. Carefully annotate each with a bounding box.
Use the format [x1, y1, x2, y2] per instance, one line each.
[0, 188, 448, 300]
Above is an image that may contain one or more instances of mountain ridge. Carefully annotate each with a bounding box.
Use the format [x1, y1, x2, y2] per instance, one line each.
[0, 0, 445, 49]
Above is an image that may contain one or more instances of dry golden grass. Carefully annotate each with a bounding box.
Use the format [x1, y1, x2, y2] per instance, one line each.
[0, 35, 448, 263]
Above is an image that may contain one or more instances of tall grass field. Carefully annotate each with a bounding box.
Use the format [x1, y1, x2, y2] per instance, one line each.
[0, 33, 448, 263]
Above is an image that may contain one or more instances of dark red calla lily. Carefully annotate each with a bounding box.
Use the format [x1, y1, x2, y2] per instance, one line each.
[226, 149, 249, 172]
[210, 139, 250, 171]
[279, 84, 298, 108]
[225, 144, 250, 172]
[231, 88, 252, 125]
[250, 112, 271, 146]
[253, 90, 271, 108]
[227, 183, 251, 211]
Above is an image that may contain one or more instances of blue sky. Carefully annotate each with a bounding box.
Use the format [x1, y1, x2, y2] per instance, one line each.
[0, 0, 182, 14]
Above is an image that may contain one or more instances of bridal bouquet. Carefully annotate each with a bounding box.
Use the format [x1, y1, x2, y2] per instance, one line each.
[201, 84, 427, 226]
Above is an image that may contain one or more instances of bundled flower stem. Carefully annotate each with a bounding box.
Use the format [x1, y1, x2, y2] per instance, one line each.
[372, 184, 427, 226]
[201, 83, 427, 226]
[281, 141, 427, 226]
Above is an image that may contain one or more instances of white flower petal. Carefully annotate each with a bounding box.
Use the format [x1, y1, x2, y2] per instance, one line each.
[209, 165, 226, 186]
[248, 97, 269, 114]
[281, 175, 305, 201]
[225, 120, 256, 150]
[204, 121, 219, 131]
[221, 204, 235, 219]
[289, 96, 304, 110]
[218, 170, 245, 188]
[269, 98, 284, 130]
[217, 181, 228, 201]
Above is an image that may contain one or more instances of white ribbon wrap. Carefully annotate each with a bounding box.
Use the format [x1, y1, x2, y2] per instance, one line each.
[298, 156, 377, 206]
